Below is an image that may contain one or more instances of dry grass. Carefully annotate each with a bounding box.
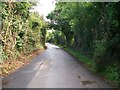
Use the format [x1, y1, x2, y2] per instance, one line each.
[0, 49, 44, 76]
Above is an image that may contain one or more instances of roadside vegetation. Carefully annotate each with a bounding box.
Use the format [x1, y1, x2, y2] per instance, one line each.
[0, 2, 47, 76]
[46, 2, 119, 87]
[0, 1, 119, 88]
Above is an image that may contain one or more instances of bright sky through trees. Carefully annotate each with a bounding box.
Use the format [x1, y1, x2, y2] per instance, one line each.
[33, 0, 56, 21]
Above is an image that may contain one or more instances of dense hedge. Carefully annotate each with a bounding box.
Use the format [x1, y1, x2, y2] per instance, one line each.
[0, 2, 47, 61]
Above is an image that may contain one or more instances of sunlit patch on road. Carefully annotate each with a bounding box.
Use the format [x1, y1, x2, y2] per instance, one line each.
[46, 43, 60, 49]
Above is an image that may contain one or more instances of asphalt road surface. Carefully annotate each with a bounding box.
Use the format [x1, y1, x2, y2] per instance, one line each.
[2, 43, 113, 88]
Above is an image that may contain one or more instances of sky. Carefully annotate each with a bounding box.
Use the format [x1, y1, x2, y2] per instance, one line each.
[33, 0, 56, 21]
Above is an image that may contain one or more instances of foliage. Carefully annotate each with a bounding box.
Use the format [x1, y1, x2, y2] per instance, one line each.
[46, 31, 55, 43]
[0, 2, 47, 62]
[46, 30, 66, 45]
[105, 64, 118, 82]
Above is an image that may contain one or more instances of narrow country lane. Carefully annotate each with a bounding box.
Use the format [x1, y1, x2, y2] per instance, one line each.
[3, 43, 113, 88]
